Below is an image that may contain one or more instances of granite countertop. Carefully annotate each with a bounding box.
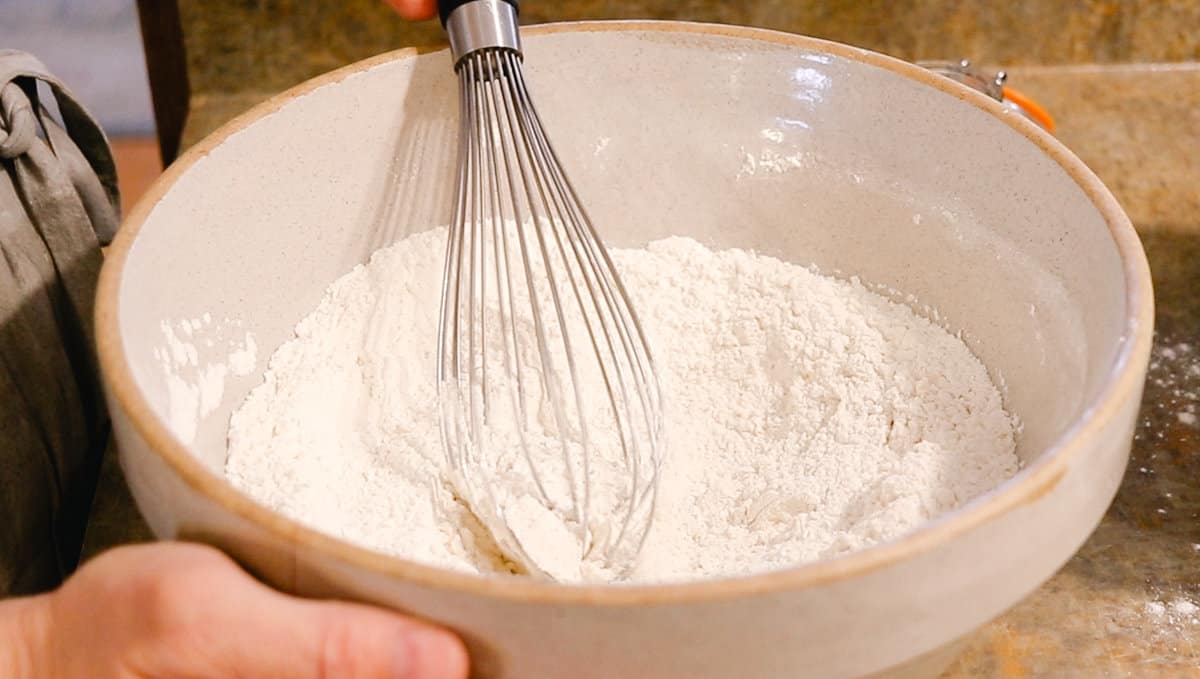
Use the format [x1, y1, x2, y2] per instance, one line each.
[85, 57, 1200, 679]
[943, 230, 1200, 677]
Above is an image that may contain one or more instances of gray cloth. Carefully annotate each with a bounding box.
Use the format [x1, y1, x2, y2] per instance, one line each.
[0, 50, 120, 596]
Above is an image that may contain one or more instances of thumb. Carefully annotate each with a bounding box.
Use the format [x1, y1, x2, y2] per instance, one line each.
[193, 556, 470, 679]
[250, 594, 471, 679]
[65, 543, 470, 679]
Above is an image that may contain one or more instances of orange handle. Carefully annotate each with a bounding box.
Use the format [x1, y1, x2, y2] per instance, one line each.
[1001, 86, 1055, 133]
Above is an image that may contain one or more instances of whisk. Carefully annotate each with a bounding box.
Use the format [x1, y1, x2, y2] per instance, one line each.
[435, 0, 665, 581]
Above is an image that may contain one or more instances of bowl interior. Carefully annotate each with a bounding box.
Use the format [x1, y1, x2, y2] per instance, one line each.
[115, 26, 1127, 501]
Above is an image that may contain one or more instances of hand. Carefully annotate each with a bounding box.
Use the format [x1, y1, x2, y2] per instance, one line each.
[1, 543, 468, 678]
[384, 0, 438, 21]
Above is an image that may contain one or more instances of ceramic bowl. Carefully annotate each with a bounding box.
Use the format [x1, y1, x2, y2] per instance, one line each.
[97, 21, 1153, 679]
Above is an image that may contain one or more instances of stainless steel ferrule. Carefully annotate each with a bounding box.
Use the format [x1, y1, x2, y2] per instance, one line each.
[446, 0, 522, 65]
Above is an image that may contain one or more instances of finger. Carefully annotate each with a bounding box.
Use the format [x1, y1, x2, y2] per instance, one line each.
[383, 0, 438, 21]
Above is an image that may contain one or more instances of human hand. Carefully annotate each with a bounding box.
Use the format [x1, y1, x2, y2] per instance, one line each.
[384, 0, 438, 21]
[1, 542, 468, 678]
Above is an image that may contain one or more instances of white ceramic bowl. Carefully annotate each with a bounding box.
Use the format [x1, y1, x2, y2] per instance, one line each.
[97, 21, 1153, 679]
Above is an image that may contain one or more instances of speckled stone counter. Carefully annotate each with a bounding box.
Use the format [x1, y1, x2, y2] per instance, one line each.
[942, 230, 1200, 677]
[175, 0, 1200, 100]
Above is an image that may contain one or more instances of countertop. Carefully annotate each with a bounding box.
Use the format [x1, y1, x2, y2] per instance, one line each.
[943, 230, 1200, 677]
[84, 62, 1200, 679]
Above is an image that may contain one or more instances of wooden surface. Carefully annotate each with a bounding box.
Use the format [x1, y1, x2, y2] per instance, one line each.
[111, 137, 162, 215]
[136, 0, 189, 164]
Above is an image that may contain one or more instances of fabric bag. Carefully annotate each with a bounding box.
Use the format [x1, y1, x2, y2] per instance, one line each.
[0, 49, 120, 596]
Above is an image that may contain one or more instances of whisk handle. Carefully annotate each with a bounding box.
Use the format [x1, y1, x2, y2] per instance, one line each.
[439, 0, 519, 27]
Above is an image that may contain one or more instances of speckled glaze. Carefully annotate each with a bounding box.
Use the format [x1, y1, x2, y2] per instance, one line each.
[97, 23, 1153, 679]
[179, 63, 1200, 236]
[170, 1, 1200, 238]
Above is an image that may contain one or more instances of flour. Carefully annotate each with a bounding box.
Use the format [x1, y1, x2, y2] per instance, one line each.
[225, 229, 1019, 583]
[156, 315, 258, 444]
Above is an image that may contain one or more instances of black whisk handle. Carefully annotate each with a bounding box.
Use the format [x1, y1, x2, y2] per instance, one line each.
[439, 0, 520, 26]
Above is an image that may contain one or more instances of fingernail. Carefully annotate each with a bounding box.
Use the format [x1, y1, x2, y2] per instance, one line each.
[395, 627, 469, 679]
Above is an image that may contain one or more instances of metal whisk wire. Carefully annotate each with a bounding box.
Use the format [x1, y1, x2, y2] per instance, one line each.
[436, 0, 664, 580]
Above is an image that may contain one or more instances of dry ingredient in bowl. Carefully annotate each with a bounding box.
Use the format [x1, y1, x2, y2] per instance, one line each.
[225, 229, 1019, 583]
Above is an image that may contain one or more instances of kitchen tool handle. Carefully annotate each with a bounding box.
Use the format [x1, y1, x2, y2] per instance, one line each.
[441, 0, 522, 63]
[439, 0, 519, 26]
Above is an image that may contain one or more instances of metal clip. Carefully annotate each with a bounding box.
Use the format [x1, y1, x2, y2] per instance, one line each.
[919, 59, 1054, 133]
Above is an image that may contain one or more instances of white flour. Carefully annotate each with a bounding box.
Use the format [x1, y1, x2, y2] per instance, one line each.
[156, 314, 258, 444]
[225, 229, 1019, 583]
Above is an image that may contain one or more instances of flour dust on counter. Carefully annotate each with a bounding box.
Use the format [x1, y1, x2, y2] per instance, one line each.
[224, 228, 1020, 584]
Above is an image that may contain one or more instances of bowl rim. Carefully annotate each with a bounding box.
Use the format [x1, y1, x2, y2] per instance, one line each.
[96, 19, 1154, 606]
